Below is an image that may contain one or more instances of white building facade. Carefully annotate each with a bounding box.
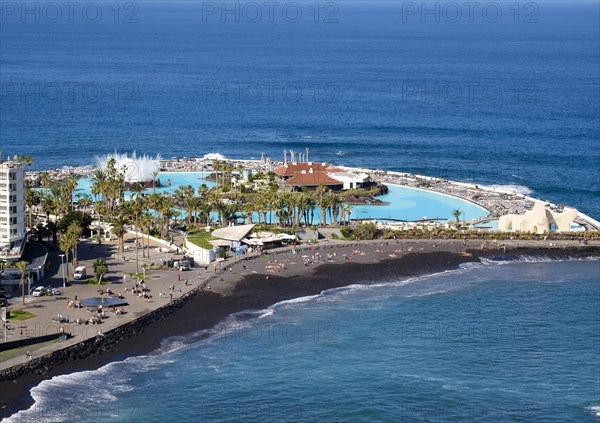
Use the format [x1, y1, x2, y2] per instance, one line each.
[0, 158, 26, 259]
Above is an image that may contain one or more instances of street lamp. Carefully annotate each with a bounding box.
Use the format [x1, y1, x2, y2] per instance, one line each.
[59, 254, 66, 288]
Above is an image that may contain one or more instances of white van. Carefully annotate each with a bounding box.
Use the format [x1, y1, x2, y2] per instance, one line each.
[73, 266, 87, 280]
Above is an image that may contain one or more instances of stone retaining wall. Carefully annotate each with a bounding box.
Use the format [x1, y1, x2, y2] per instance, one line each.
[0, 286, 201, 382]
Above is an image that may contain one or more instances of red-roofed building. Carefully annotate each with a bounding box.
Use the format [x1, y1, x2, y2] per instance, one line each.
[273, 162, 342, 178]
[274, 162, 370, 190]
[285, 171, 343, 189]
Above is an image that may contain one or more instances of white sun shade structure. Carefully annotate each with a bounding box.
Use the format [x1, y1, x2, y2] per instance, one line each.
[242, 232, 297, 246]
[211, 224, 256, 242]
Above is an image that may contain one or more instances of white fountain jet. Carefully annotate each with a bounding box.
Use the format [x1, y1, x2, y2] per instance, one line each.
[96, 151, 161, 183]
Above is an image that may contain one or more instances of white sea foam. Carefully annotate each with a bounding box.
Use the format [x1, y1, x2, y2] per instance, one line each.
[481, 184, 533, 196]
[480, 255, 600, 266]
[270, 294, 322, 308]
[4, 358, 139, 423]
[585, 405, 600, 417]
[258, 309, 274, 319]
[202, 152, 226, 160]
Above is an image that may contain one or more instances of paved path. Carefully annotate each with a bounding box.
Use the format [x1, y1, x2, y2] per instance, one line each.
[0, 233, 208, 369]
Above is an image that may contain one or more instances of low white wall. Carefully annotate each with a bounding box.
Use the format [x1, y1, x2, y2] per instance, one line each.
[184, 239, 216, 265]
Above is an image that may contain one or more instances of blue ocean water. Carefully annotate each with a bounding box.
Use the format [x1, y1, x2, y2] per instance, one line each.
[5, 259, 599, 422]
[1, 1, 599, 218]
[2, 4, 600, 421]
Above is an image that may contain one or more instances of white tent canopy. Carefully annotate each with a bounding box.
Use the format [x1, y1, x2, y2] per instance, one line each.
[211, 224, 256, 242]
[242, 232, 297, 246]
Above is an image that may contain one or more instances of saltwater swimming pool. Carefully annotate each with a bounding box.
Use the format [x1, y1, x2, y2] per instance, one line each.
[352, 184, 488, 222]
[74, 173, 488, 222]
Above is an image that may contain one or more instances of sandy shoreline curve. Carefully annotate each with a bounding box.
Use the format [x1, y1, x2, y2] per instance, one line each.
[1, 239, 599, 419]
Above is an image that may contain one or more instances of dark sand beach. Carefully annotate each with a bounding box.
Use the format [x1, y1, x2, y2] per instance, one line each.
[1, 239, 598, 418]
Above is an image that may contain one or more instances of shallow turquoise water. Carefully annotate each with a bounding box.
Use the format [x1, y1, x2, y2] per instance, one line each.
[351, 183, 487, 221]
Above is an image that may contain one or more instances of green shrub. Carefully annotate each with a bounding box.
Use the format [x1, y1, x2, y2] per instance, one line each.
[340, 227, 353, 239]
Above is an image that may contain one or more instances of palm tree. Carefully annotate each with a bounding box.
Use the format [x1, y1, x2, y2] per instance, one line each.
[184, 195, 201, 225]
[65, 175, 78, 211]
[16, 260, 28, 305]
[152, 171, 159, 192]
[19, 154, 33, 173]
[93, 257, 109, 284]
[59, 222, 80, 278]
[111, 210, 130, 253]
[76, 193, 92, 213]
[139, 213, 153, 258]
[341, 204, 352, 226]
[131, 182, 145, 200]
[25, 186, 41, 229]
[157, 196, 175, 239]
[126, 199, 144, 273]
[46, 220, 59, 248]
[316, 185, 329, 226]
[32, 223, 49, 243]
[452, 209, 463, 225]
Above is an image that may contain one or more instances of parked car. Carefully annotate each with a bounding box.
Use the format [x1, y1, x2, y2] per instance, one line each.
[50, 288, 62, 296]
[0, 298, 7, 307]
[32, 286, 46, 297]
[74, 266, 87, 280]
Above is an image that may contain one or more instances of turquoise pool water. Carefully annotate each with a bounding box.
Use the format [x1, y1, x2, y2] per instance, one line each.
[75, 172, 216, 200]
[74, 173, 488, 222]
[352, 184, 487, 222]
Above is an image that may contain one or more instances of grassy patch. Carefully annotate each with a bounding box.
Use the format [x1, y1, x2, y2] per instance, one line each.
[187, 230, 217, 250]
[87, 278, 109, 285]
[7, 310, 36, 321]
[127, 272, 150, 279]
[0, 339, 59, 362]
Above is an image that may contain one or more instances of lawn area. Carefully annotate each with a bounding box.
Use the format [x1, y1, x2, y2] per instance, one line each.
[187, 230, 217, 250]
[7, 310, 36, 321]
[0, 339, 60, 362]
[87, 278, 109, 285]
